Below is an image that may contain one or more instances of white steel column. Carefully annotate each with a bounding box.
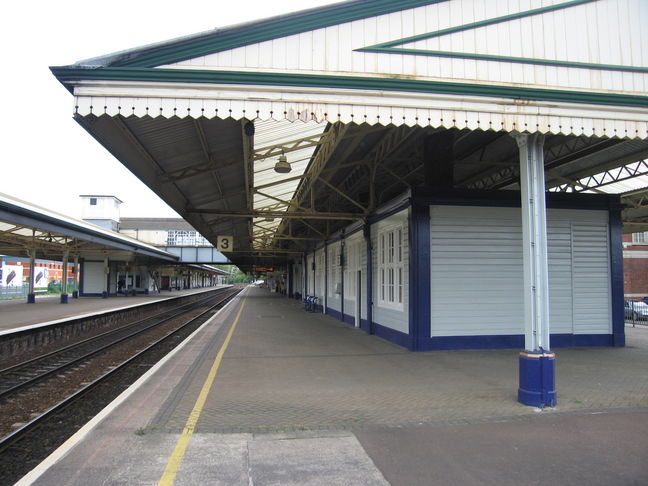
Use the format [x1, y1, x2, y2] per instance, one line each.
[515, 132, 550, 352]
[514, 132, 556, 408]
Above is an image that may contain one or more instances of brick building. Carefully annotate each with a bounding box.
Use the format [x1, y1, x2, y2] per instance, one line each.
[623, 232, 648, 300]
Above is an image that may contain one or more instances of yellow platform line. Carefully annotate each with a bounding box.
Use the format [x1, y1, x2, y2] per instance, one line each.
[158, 294, 247, 486]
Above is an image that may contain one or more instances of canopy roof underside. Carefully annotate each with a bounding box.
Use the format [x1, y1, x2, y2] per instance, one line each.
[50, 0, 648, 272]
[70, 109, 648, 272]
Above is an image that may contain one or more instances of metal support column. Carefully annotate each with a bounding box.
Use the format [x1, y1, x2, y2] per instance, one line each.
[72, 255, 79, 298]
[514, 132, 556, 408]
[340, 239, 345, 320]
[60, 250, 69, 303]
[364, 223, 373, 334]
[102, 256, 109, 299]
[324, 243, 328, 313]
[27, 249, 36, 303]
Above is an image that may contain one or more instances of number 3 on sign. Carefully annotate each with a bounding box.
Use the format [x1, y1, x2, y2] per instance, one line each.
[217, 236, 233, 252]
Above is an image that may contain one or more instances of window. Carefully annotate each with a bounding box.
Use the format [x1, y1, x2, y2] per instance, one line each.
[632, 232, 648, 244]
[344, 240, 360, 299]
[378, 226, 404, 308]
[90, 198, 97, 205]
[167, 230, 210, 246]
[329, 246, 341, 295]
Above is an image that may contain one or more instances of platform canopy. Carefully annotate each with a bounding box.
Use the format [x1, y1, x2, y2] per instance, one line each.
[0, 193, 178, 263]
[51, 0, 648, 272]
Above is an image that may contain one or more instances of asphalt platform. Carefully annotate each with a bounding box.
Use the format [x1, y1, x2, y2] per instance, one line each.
[15, 286, 648, 485]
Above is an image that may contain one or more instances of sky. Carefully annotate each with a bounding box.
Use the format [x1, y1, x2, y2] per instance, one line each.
[0, 0, 337, 220]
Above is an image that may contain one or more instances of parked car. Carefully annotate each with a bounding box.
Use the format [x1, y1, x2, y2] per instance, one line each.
[624, 300, 648, 320]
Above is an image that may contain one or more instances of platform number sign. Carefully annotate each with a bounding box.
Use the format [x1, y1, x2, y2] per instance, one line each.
[216, 236, 233, 252]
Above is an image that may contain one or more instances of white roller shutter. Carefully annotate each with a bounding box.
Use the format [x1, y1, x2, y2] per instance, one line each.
[83, 261, 105, 294]
[572, 222, 611, 334]
[429, 206, 610, 338]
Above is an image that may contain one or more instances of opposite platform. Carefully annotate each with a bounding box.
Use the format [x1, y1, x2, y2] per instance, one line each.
[0, 287, 225, 334]
[16, 286, 648, 485]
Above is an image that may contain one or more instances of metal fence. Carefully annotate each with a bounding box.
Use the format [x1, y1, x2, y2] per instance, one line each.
[0, 285, 29, 300]
[625, 300, 648, 327]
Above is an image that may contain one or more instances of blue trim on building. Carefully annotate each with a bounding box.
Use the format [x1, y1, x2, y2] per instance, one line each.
[326, 307, 343, 321]
[411, 333, 614, 351]
[608, 198, 625, 347]
[410, 187, 617, 211]
[324, 242, 329, 311]
[297, 188, 623, 352]
[421, 334, 524, 350]
[373, 322, 410, 348]
[340, 239, 345, 319]
[363, 224, 373, 334]
[551, 334, 614, 347]
[408, 202, 431, 351]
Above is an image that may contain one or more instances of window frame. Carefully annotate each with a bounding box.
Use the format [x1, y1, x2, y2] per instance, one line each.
[377, 225, 404, 310]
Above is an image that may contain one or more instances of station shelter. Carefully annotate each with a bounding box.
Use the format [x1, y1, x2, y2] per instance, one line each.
[51, 0, 648, 406]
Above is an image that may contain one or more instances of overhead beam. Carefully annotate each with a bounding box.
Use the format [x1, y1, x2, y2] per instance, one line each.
[190, 210, 363, 220]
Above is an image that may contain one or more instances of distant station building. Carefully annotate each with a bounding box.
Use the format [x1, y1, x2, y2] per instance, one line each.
[79, 194, 122, 232]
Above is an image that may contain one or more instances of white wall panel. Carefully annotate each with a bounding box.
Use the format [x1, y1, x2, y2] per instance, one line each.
[83, 261, 105, 294]
[314, 248, 326, 306]
[429, 206, 610, 338]
[305, 253, 314, 296]
[327, 241, 342, 312]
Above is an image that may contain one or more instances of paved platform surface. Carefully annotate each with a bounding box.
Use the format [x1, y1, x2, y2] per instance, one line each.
[17, 287, 648, 485]
[0, 287, 223, 333]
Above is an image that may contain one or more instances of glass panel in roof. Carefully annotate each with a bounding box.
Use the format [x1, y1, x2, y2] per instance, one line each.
[252, 119, 327, 248]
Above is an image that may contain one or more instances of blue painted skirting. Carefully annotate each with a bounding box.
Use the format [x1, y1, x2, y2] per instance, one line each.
[421, 334, 524, 351]
[342, 313, 355, 326]
[418, 333, 614, 351]
[372, 323, 410, 348]
[326, 308, 343, 321]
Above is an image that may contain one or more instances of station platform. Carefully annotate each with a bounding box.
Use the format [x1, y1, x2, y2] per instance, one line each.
[0, 287, 226, 334]
[17, 286, 648, 486]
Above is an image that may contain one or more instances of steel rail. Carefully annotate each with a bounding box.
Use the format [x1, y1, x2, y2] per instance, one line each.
[0, 288, 232, 399]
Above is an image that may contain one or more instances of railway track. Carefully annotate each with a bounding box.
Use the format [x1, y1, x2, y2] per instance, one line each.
[0, 286, 242, 475]
[0, 287, 234, 400]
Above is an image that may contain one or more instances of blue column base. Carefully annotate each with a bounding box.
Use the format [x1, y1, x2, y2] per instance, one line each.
[72, 291, 79, 299]
[27, 293, 36, 304]
[60, 294, 69, 304]
[518, 351, 557, 408]
[101, 291, 108, 299]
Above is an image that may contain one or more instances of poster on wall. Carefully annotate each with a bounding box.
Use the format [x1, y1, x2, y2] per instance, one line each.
[1, 264, 24, 287]
[33, 266, 49, 288]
